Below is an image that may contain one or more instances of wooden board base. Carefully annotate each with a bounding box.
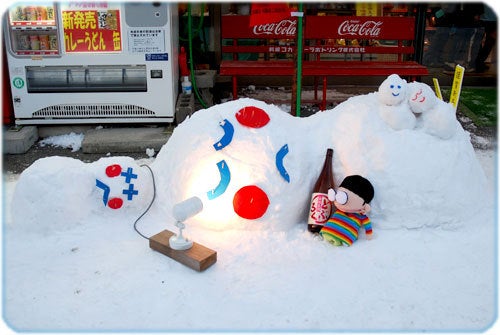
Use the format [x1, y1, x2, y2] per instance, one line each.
[149, 230, 217, 272]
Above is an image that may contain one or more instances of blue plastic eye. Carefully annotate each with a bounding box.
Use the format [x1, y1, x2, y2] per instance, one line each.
[397, 85, 401, 89]
[390, 85, 394, 89]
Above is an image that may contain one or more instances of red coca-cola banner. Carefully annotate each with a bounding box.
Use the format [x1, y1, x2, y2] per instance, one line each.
[222, 15, 296, 39]
[222, 15, 415, 41]
[249, 3, 291, 27]
[305, 16, 415, 40]
[252, 19, 297, 37]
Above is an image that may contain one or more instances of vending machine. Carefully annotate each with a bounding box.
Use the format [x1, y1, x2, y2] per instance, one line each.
[3, 2, 178, 125]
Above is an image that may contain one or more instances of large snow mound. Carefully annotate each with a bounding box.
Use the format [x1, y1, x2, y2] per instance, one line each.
[11, 93, 490, 234]
[152, 95, 490, 231]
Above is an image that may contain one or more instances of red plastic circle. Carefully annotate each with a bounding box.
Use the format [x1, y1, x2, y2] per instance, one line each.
[235, 106, 270, 128]
[233, 185, 270, 220]
[108, 197, 123, 209]
[106, 164, 122, 178]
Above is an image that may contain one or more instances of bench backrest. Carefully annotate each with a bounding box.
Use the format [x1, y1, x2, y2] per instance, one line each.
[221, 15, 418, 62]
[221, 15, 297, 60]
[304, 16, 416, 62]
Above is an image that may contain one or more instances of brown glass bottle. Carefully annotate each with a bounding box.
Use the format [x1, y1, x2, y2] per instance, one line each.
[307, 148, 336, 233]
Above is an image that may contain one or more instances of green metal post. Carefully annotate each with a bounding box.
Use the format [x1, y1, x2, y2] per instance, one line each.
[295, 3, 303, 117]
[188, 3, 207, 109]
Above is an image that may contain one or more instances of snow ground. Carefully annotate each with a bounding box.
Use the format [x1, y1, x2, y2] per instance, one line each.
[1, 148, 496, 334]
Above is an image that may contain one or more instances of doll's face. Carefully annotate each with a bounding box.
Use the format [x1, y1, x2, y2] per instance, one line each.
[334, 187, 370, 214]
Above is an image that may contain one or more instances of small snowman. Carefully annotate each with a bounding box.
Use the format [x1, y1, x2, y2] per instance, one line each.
[408, 82, 457, 139]
[377, 74, 416, 131]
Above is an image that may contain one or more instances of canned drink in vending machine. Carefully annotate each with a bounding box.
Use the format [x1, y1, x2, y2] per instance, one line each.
[48, 35, 58, 50]
[18, 34, 30, 50]
[46, 7, 54, 20]
[24, 6, 38, 21]
[37, 6, 48, 20]
[29, 35, 40, 50]
[13, 6, 26, 21]
[38, 35, 49, 50]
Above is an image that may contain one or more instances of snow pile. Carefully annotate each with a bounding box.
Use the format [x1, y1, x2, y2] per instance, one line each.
[4, 78, 496, 332]
[10, 76, 491, 233]
[11, 156, 154, 234]
[38, 132, 85, 152]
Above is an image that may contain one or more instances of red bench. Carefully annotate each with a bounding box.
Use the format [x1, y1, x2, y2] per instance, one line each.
[220, 15, 428, 109]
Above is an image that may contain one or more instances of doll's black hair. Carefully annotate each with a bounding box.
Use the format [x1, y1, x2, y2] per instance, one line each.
[340, 175, 374, 204]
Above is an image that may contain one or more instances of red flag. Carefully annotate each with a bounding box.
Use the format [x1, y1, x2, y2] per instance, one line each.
[249, 3, 291, 26]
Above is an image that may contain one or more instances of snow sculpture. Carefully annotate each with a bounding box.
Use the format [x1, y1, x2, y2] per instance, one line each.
[408, 82, 458, 139]
[12, 78, 490, 233]
[11, 156, 154, 233]
[377, 74, 416, 130]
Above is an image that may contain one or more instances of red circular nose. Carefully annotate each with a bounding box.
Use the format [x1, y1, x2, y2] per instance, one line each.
[233, 185, 270, 220]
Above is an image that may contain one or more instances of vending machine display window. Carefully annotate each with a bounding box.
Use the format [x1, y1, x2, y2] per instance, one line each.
[7, 3, 60, 56]
[26, 65, 147, 93]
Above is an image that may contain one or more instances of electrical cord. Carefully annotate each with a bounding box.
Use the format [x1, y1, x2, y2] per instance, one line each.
[132, 164, 156, 240]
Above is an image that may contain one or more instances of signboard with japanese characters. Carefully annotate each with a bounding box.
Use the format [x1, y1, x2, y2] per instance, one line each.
[61, 2, 122, 53]
[128, 28, 166, 54]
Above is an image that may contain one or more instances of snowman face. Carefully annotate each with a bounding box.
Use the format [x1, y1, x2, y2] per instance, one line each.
[408, 82, 438, 114]
[378, 74, 408, 106]
[93, 158, 153, 213]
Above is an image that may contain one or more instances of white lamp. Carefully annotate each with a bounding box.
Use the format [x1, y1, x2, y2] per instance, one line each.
[169, 196, 203, 250]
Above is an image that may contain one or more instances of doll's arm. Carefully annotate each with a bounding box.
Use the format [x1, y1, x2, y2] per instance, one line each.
[363, 218, 373, 240]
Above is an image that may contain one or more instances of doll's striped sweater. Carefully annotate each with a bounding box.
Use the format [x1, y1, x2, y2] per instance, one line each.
[320, 210, 372, 246]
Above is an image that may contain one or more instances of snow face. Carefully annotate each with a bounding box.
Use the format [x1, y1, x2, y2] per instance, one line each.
[378, 74, 408, 106]
[408, 81, 439, 114]
[377, 74, 416, 130]
[408, 81, 459, 139]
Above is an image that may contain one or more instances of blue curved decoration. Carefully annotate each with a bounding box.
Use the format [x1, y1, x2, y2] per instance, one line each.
[213, 119, 234, 151]
[207, 160, 231, 200]
[275, 144, 290, 183]
[96, 179, 110, 206]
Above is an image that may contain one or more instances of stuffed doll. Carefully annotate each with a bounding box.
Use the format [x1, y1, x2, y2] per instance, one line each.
[320, 175, 375, 246]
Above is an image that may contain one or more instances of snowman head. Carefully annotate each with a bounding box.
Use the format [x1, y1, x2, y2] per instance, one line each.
[408, 82, 439, 114]
[378, 74, 408, 106]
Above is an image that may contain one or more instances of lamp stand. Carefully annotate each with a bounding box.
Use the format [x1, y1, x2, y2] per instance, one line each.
[169, 221, 193, 250]
[149, 229, 217, 272]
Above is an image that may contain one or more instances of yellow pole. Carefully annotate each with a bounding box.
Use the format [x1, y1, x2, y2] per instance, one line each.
[432, 78, 443, 100]
[449, 65, 465, 110]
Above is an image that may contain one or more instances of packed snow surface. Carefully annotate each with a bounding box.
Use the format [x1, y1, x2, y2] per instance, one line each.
[3, 84, 496, 333]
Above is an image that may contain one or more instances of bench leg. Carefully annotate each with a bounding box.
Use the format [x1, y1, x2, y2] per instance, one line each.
[321, 76, 327, 111]
[314, 77, 318, 100]
[232, 76, 238, 100]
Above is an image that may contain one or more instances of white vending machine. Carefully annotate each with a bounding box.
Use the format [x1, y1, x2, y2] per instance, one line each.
[3, 2, 178, 124]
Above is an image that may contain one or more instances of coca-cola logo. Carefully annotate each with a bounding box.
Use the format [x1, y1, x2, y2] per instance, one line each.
[252, 19, 297, 37]
[338, 20, 382, 37]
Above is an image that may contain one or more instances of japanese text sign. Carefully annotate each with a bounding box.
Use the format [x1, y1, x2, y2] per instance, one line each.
[62, 9, 122, 52]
